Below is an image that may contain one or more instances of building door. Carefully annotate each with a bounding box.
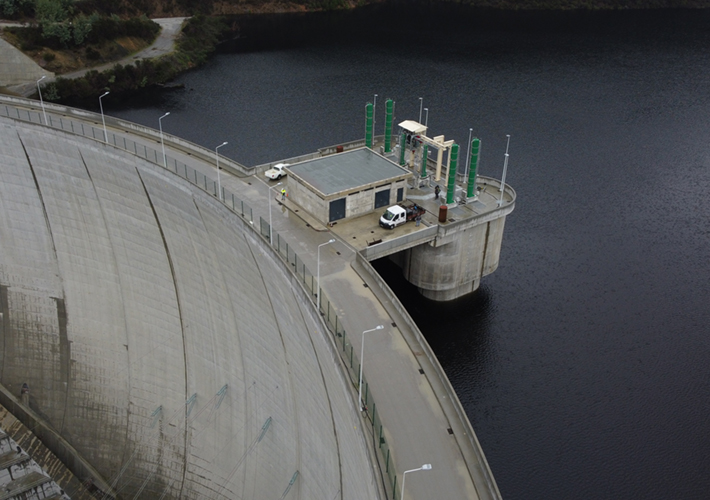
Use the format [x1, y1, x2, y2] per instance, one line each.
[329, 198, 346, 222]
[374, 189, 390, 209]
[396, 187, 404, 202]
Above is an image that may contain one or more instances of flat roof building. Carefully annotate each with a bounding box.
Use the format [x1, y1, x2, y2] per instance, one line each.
[286, 148, 412, 224]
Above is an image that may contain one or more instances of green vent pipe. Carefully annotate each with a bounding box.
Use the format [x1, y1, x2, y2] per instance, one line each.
[421, 144, 428, 177]
[446, 144, 458, 204]
[399, 132, 406, 165]
[467, 138, 480, 198]
[365, 103, 373, 149]
[384, 99, 393, 153]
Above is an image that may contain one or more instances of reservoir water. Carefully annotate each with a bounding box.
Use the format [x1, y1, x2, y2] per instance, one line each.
[109, 7, 710, 499]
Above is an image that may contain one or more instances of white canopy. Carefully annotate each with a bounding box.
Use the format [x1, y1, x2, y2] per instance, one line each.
[398, 120, 427, 134]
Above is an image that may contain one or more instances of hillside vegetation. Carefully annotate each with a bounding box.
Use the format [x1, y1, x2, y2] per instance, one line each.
[3, 14, 159, 74]
[2, 0, 705, 103]
[45, 14, 230, 104]
[1, 0, 706, 20]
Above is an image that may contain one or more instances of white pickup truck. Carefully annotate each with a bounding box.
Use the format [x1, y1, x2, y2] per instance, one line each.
[265, 163, 289, 180]
[379, 203, 426, 229]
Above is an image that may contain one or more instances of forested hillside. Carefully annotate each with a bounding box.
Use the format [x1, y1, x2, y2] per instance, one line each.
[1, 0, 706, 21]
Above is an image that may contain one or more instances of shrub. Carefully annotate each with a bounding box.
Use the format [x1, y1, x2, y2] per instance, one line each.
[51, 15, 232, 105]
[86, 47, 100, 60]
[42, 51, 55, 62]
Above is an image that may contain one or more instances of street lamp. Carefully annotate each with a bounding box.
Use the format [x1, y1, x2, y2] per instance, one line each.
[267, 182, 282, 245]
[423, 108, 429, 128]
[418, 97, 423, 124]
[158, 112, 170, 167]
[373, 94, 377, 142]
[36, 76, 47, 125]
[317, 239, 336, 313]
[400, 464, 432, 500]
[498, 134, 511, 207]
[358, 325, 384, 411]
[215, 141, 228, 200]
[99, 91, 109, 143]
[465, 127, 473, 180]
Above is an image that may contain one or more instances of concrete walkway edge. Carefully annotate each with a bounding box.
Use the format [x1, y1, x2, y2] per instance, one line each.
[351, 254, 502, 500]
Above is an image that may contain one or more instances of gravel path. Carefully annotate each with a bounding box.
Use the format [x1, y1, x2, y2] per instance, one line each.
[1, 17, 188, 96]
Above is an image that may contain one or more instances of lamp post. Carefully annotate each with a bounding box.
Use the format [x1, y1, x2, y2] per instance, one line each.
[498, 134, 511, 207]
[358, 325, 384, 411]
[99, 91, 109, 143]
[465, 128, 473, 180]
[400, 464, 432, 500]
[158, 112, 170, 167]
[316, 239, 336, 313]
[418, 97, 423, 124]
[267, 182, 282, 245]
[215, 141, 228, 200]
[36, 76, 47, 125]
[423, 108, 429, 128]
[373, 94, 377, 143]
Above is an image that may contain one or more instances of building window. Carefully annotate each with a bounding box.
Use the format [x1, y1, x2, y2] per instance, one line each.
[375, 189, 390, 209]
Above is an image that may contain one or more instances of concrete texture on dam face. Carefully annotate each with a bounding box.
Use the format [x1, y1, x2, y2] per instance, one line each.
[0, 116, 378, 499]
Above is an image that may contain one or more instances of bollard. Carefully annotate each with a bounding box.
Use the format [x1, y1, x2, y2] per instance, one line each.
[438, 205, 447, 223]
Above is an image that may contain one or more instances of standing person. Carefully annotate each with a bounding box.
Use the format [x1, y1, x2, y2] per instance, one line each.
[434, 185, 440, 200]
[415, 214, 421, 227]
[281, 188, 286, 201]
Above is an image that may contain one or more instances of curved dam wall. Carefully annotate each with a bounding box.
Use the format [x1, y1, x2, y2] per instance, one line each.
[0, 117, 378, 499]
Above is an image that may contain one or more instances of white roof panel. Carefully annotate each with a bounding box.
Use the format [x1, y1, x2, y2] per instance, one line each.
[398, 120, 427, 134]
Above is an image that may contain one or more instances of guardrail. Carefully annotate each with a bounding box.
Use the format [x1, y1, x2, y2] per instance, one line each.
[0, 98, 255, 224]
[258, 219, 403, 500]
[0, 95, 252, 177]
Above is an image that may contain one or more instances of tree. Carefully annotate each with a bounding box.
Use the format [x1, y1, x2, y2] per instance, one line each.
[35, 0, 73, 46]
[0, 0, 33, 18]
[72, 13, 98, 45]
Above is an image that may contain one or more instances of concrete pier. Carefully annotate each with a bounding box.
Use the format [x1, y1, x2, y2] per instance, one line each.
[330, 176, 515, 301]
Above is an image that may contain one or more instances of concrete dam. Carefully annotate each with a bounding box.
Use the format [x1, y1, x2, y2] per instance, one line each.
[0, 95, 508, 500]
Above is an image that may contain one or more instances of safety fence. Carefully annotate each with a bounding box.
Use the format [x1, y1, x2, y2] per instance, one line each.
[0, 104, 254, 224]
[2, 99, 403, 499]
[259, 219, 402, 499]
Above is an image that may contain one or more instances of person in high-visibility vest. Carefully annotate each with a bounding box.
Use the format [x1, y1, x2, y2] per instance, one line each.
[281, 188, 286, 200]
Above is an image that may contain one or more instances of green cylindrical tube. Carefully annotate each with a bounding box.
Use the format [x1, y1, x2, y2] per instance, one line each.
[365, 103, 373, 148]
[399, 132, 406, 165]
[421, 144, 428, 177]
[384, 99, 393, 153]
[446, 143, 458, 204]
[467, 138, 480, 198]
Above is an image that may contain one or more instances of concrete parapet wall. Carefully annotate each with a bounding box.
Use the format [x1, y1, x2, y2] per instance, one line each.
[252, 151, 322, 174]
[433, 202, 514, 248]
[318, 138, 368, 156]
[361, 225, 437, 261]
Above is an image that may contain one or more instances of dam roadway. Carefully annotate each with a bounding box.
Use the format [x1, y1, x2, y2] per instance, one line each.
[0, 95, 504, 500]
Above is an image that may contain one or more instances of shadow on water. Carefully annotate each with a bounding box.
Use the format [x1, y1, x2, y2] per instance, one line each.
[371, 257, 495, 382]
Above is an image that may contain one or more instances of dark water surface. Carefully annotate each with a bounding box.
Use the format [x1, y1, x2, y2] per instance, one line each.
[109, 7, 710, 499]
